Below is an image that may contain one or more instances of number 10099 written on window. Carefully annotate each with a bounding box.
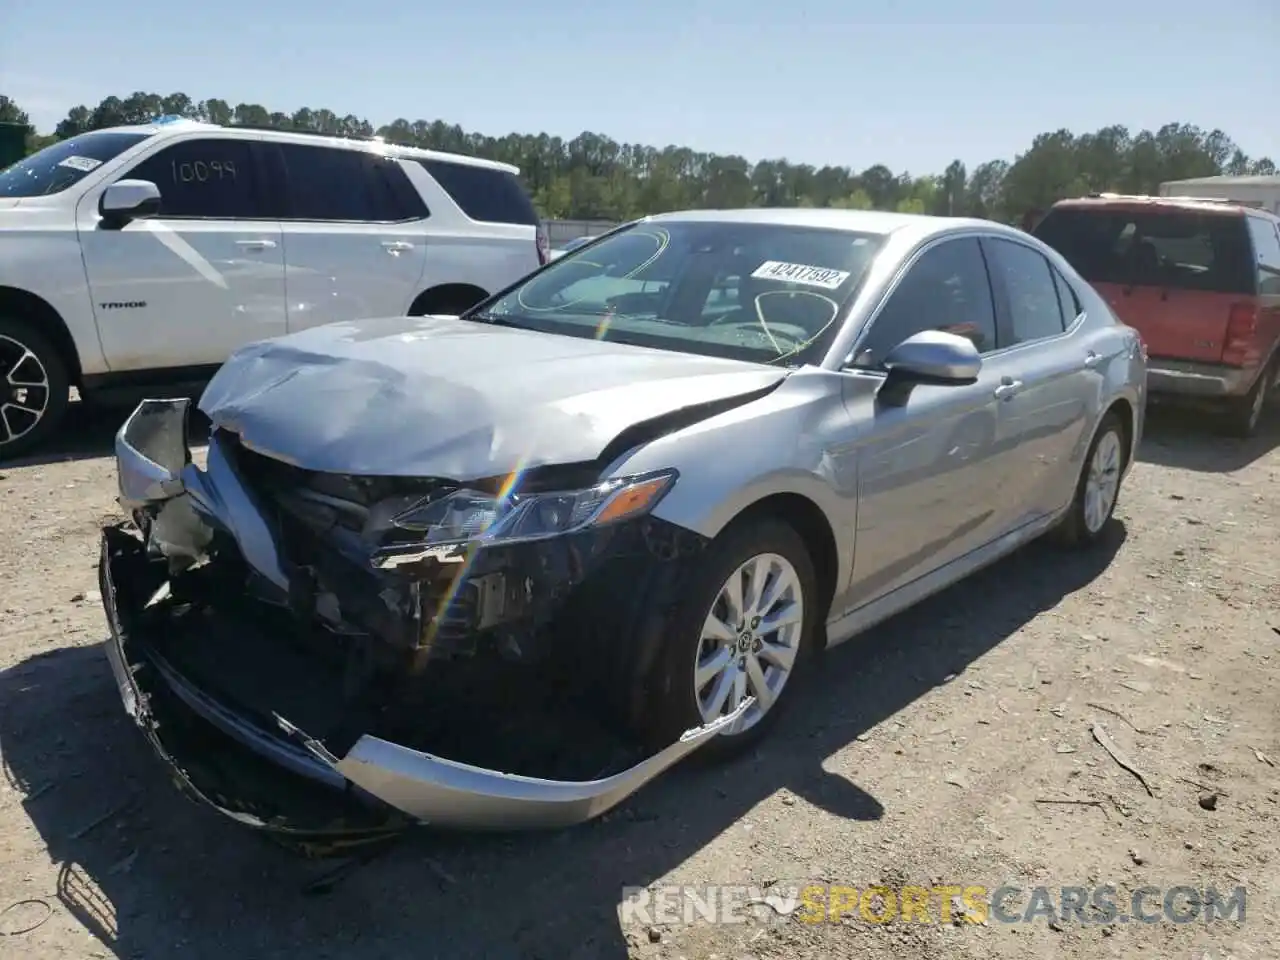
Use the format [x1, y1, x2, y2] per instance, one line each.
[171, 159, 237, 184]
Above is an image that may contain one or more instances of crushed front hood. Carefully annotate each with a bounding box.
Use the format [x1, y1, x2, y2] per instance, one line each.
[198, 315, 786, 478]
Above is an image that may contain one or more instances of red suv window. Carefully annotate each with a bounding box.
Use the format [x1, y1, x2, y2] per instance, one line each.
[1033, 206, 1255, 295]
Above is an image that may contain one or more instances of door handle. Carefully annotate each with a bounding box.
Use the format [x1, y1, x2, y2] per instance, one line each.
[235, 239, 277, 250]
[382, 241, 415, 254]
[994, 377, 1023, 400]
[1084, 350, 1101, 368]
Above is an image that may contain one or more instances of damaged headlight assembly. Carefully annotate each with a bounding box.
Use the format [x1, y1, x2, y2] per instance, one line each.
[371, 470, 678, 569]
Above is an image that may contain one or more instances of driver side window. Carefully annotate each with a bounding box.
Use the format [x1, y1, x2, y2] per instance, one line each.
[853, 237, 998, 368]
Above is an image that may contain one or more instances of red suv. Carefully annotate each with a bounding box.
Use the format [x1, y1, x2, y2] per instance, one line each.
[1033, 194, 1280, 435]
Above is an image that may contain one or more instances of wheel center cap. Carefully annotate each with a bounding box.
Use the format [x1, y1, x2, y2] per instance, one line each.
[737, 631, 753, 652]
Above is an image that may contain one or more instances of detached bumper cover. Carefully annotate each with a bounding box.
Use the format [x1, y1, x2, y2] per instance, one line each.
[103, 399, 741, 838]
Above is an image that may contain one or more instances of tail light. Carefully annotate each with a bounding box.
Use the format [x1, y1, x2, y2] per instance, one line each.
[535, 224, 550, 266]
[1221, 302, 1259, 367]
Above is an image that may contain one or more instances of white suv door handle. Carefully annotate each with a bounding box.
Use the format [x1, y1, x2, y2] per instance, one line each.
[235, 239, 277, 250]
[994, 377, 1023, 400]
[382, 241, 415, 254]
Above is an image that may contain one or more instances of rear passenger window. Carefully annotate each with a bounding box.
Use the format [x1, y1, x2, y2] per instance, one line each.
[1247, 216, 1280, 295]
[278, 144, 424, 222]
[417, 159, 539, 226]
[985, 238, 1066, 345]
[123, 138, 263, 219]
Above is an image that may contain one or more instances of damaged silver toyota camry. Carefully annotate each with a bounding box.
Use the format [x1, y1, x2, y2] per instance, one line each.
[100, 209, 1146, 852]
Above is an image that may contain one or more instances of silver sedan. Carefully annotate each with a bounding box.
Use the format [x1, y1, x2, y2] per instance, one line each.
[101, 208, 1145, 847]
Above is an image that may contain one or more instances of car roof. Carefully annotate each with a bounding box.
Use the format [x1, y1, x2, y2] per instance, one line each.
[641, 207, 1024, 243]
[89, 119, 520, 174]
[1050, 194, 1252, 218]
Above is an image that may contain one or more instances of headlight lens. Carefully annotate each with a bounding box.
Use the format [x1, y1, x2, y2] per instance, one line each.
[384, 470, 677, 550]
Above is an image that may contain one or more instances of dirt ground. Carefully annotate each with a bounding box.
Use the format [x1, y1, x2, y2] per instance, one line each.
[0, 402, 1276, 960]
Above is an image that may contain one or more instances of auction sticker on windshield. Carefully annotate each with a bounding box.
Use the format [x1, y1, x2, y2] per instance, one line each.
[751, 261, 851, 290]
[57, 156, 103, 173]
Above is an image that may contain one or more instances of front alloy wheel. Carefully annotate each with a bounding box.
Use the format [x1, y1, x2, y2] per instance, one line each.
[695, 552, 804, 735]
[0, 322, 69, 461]
[636, 516, 818, 754]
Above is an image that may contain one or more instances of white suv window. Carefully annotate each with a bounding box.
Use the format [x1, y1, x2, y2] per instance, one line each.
[277, 143, 426, 223]
[413, 159, 539, 226]
[124, 138, 263, 219]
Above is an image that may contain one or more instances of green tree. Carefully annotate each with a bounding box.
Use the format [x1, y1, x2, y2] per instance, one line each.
[9, 91, 1275, 222]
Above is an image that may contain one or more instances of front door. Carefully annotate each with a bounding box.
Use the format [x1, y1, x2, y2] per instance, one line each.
[844, 236, 1006, 606]
[77, 134, 286, 372]
[267, 142, 428, 332]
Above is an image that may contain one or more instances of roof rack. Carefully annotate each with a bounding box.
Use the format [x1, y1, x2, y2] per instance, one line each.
[219, 123, 389, 144]
[1085, 192, 1236, 204]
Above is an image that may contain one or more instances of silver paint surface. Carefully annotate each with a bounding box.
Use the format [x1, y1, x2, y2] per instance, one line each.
[198, 314, 786, 478]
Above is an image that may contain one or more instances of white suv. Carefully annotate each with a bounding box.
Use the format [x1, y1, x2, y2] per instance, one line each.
[0, 118, 550, 458]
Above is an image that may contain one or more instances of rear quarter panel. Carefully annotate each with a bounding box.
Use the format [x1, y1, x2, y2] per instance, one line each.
[1072, 278, 1147, 473]
[397, 162, 539, 302]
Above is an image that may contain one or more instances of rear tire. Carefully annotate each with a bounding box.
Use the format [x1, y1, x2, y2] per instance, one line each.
[633, 517, 820, 758]
[0, 318, 70, 461]
[1223, 365, 1271, 438]
[1053, 411, 1126, 548]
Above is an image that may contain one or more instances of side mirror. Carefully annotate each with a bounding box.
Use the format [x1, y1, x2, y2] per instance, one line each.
[882, 330, 982, 384]
[99, 179, 161, 228]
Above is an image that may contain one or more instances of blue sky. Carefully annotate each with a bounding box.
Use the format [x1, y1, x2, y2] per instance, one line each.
[2, 0, 1276, 176]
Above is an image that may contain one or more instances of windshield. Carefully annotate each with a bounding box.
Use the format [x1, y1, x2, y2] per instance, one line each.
[0, 131, 152, 198]
[478, 220, 886, 366]
[1034, 206, 1255, 295]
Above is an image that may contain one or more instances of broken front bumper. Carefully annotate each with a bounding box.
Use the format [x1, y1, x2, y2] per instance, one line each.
[102, 399, 743, 842]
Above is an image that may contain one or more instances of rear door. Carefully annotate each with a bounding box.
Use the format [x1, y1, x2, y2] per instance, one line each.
[1034, 205, 1255, 363]
[268, 142, 429, 332]
[980, 235, 1094, 522]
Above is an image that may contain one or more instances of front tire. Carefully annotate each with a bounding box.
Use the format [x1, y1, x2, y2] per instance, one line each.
[635, 517, 820, 756]
[1054, 411, 1126, 548]
[0, 319, 70, 461]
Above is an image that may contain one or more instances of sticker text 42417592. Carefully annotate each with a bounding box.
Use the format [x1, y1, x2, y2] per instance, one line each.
[750, 261, 852, 290]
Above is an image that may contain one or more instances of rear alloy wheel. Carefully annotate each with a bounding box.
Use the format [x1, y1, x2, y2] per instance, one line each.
[1224, 367, 1270, 438]
[0, 321, 69, 461]
[637, 517, 818, 755]
[1054, 411, 1125, 548]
